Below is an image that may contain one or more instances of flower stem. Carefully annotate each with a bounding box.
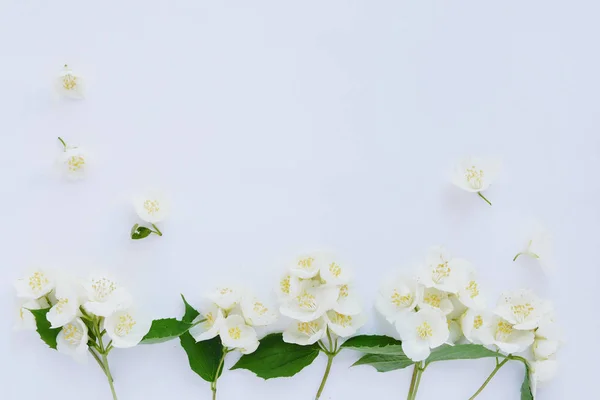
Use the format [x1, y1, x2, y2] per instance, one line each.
[315, 353, 335, 400]
[101, 352, 118, 400]
[513, 252, 523, 261]
[477, 192, 492, 206]
[151, 224, 163, 236]
[468, 358, 509, 400]
[406, 362, 424, 400]
[211, 348, 228, 400]
[57, 137, 67, 151]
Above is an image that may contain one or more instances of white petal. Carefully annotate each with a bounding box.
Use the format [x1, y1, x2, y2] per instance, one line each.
[402, 339, 431, 362]
[282, 318, 326, 346]
[133, 192, 170, 224]
[219, 315, 258, 349]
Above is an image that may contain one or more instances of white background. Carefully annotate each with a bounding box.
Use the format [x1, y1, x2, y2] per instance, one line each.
[1, 1, 598, 399]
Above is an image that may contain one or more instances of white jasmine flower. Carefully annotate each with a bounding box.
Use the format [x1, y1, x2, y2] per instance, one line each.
[289, 255, 323, 279]
[47, 285, 80, 328]
[14, 269, 55, 300]
[460, 308, 494, 345]
[57, 318, 88, 363]
[485, 315, 534, 354]
[241, 295, 278, 327]
[395, 308, 449, 362]
[529, 359, 558, 397]
[219, 315, 258, 350]
[325, 310, 366, 337]
[133, 192, 170, 224]
[189, 303, 224, 342]
[514, 227, 555, 271]
[375, 274, 421, 323]
[279, 281, 339, 322]
[207, 286, 241, 311]
[276, 272, 302, 299]
[104, 308, 152, 348]
[418, 286, 454, 315]
[456, 271, 486, 310]
[417, 247, 470, 294]
[319, 258, 352, 285]
[57, 65, 84, 99]
[451, 157, 500, 205]
[494, 290, 550, 330]
[83, 276, 132, 317]
[57, 138, 87, 180]
[283, 318, 327, 346]
[15, 298, 48, 330]
[333, 283, 362, 316]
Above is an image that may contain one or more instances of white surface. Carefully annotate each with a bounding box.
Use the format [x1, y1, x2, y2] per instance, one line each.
[1, 1, 598, 399]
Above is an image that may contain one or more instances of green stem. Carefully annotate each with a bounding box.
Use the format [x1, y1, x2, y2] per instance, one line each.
[151, 224, 163, 236]
[315, 353, 335, 400]
[513, 252, 523, 261]
[89, 348, 107, 375]
[468, 358, 510, 400]
[477, 192, 492, 206]
[57, 137, 67, 151]
[101, 352, 118, 400]
[406, 362, 424, 400]
[211, 348, 228, 400]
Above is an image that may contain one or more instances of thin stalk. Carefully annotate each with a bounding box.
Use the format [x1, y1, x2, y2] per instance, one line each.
[151, 224, 163, 236]
[101, 352, 118, 400]
[58, 137, 67, 151]
[315, 353, 334, 400]
[477, 192, 492, 206]
[406, 362, 424, 400]
[468, 358, 510, 400]
[211, 348, 228, 400]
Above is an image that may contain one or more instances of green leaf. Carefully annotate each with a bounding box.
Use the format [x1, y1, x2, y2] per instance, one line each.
[29, 308, 61, 350]
[426, 344, 502, 363]
[140, 318, 194, 344]
[179, 333, 224, 383]
[520, 361, 534, 400]
[231, 333, 320, 379]
[352, 353, 414, 372]
[181, 294, 200, 323]
[341, 335, 405, 355]
[131, 225, 152, 239]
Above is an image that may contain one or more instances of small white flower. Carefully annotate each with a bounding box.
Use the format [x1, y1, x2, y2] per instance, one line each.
[456, 271, 486, 310]
[395, 309, 449, 362]
[133, 192, 170, 224]
[207, 286, 241, 311]
[529, 359, 558, 397]
[57, 65, 84, 99]
[83, 276, 132, 317]
[241, 295, 278, 327]
[484, 315, 535, 354]
[279, 280, 339, 322]
[494, 290, 550, 330]
[57, 141, 87, 180]
[47, 285, 80, 328]
[276, 272, 302, 299]
[104, 308, 152, 348]
[15, 298, 48, 330]
[219, 315, 258, 350]
[14, 269, 55, 300]
[189, 303, 224, 342]
[319, 258, 352, 286]
[283, 317, 327, 346]
[417, 247, 470, 294]
[514, 227, 555, 271]
[451, 157, 500, 205]
[57, 318, 88, 363]
[333, 283, 362, 316]
[418, 286, 454, 315]
[289, 255, 323, 279]
[460, 308, 495, 345]
[375, 274, 421, 323]
[325, 310, 366, 337]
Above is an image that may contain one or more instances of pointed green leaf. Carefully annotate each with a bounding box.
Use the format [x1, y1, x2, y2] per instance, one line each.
[426, 344, 502, 363]
[131, 225, 152, 239]
[521, 361, 534, 400]
[29, 308, 61, 350]
[140, 318, 194, 344]
[181, 294, 200, 323]
[352, 353, 414, 372]
[341, 335, 405, 355]
[231, 333, 320, 379]
[179, 333, 224, 383]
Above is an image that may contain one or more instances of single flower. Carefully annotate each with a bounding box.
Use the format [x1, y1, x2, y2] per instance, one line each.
[207, 286, 242, 311]
[282, 317, 327, 345]
[82, 276, 132, 317]
[57, 64, 84, 99]
[219, 314, 259, 352]
[494, 289, 551, 330]
[276, 272, 302, 299]
[289, 254, 323, 279]
[456, 271, 486, 310]
[189, 303, 224, 342]
[57, 137, 87, 180]
[279, 280, 339, 322]
[324, 310, 366, 337]
[460, 308, 495, 345]
[451, 156, 500, 206]
[395, 308, 449, 361]
[104, 308, 152, 348]
[418, 286, 454, 315]
[319, 258, 352, 286]
[131, 192, 169, 239]
[241, 295, 278, 327]
[375, 274, 421, 323]
[14, 269, 55, 300]
[513, 226, 555, 271]
[484, 315, 535, 353]
[416, 246, 470, 294]
[56, 317, 89, 363]
[47, 285, 80, 328]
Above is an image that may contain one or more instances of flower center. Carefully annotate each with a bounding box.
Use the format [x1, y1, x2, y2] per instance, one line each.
[67, 155, 85, 171]
[91, 278, 117, 301]
[28, 271, 49, 294]
[473, 315, 483, 329]
[54, 298, 69, 314]
[423, 293, 441, 308]
[339, 284, 349, 298]
[206, 312, 215, 326]
[298, 257, 315, 269]
[143, 199, 160, 215]
[495, 321, 513, 341]
[297, 321, 320, 335]
[228, 327, 241, 340]
[432, 261, 451, 283]
[329, 262, 342, 277]
[331, 312, 353, 327]
[391, 290, 413, 308]
[296, 290, 317, 310]
[511, 303, 535, 322]
[416, 322, 433, 339]
[115, 314, 137, 336]
[280, 276, 291, 295]
[466, 281, 479, 298]
[63, 323, 84, 345]
[253, 302, 268, 315]
[219, 287, 232, 295]
[465, 166, 484, 189]
[62, 74, 78, 90]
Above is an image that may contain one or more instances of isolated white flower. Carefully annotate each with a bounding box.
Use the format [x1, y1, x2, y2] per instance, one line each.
[456, 272, 486, 310]
[418, 286, 454, 315]
[241, 295, 278, 327]
[494, 290, 550, 330]
[57, 65, 84, 99]
[451, 157, 500, 205]
[219, 315, 258, 351]
[485, 315, 534, 354]
[514, 227, 555, 271]
[417, 247, 470, 294]
[189, 303, 224, 342]
[289, 255, 323, 279]
[83, 276, 132, 317]
[47, 285, 80, 328]
[14, 298, 48, 330]
[279, 280, 339, 322]
[58, 143, 87, 180]
[529, 359, 558, 397]
[319, 258, 352, 285]
[333, 283, 362, 316]
[133, 192, 170, 224]
[207, 286, 241, 311]
[460, 308, 495, 345]
[14, 269, 55, 300]
[283, 318, 327, 346]
[325, 310, 366, 337]
[375, 274, 421, 323]
[395, 308, 449, 362]
[104, 308, 152, 348]
[57, 318, 88, 363]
